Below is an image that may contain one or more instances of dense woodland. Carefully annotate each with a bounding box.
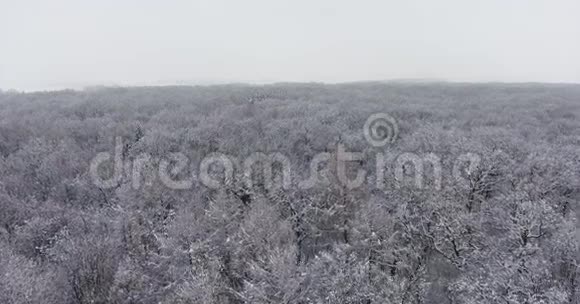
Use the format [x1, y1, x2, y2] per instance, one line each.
[0, 83, 579, 303]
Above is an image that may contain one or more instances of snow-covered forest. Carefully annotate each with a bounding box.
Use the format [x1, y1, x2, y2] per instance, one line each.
[1, 82, 579, 303]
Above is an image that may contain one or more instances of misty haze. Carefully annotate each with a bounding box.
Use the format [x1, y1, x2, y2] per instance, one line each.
[1, 1, 580, 304]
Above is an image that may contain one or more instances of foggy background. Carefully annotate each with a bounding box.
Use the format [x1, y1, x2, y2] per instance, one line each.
[1, 0, 579, 91]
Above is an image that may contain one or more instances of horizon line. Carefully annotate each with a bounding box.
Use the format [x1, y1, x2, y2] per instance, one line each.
[3, 79, 580, 94]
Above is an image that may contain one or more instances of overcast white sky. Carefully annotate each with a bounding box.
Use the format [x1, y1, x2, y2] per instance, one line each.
[1, 0, 579, 91]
